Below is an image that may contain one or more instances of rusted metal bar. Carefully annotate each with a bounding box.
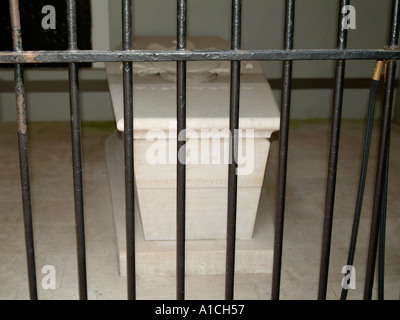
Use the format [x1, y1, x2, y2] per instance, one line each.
[9, 0, 38, 300]
[0, 49, 400, 64]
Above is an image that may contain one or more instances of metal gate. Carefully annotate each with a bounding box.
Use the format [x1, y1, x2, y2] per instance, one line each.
[1, 0, 399, 300]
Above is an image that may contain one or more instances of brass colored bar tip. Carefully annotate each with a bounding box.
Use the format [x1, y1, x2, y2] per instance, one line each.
[372, 60, 384, 81]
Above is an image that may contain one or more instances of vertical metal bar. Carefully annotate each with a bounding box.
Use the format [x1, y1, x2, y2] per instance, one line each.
[378, 131, 390, 300]
[364, 62, 396, 300]
[176, 0, 187, 301]
[9, 0, 38, 300]
[340, 62, 383, 301]
[225, 0, 241, 301]
[122, 0, 136, 300]
[66, 0, 87, 300]
[317, 0, 349, 300]
[364, 1, 400, 300]
[271, 0, 295, 301]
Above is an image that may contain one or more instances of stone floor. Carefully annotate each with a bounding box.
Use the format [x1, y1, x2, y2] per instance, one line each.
[0, 119, 399, 300]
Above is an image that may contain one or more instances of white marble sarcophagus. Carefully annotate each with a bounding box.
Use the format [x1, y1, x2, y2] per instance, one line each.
[105, 36, 280, 241]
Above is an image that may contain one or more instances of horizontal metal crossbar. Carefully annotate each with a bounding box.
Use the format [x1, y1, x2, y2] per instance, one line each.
[0, 49, 400, 64]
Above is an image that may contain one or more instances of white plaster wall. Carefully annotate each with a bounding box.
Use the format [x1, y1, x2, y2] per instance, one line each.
[0, 0, 399, 122]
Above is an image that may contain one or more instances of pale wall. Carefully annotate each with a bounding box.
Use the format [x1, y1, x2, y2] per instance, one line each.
[0, 0, 398, 122]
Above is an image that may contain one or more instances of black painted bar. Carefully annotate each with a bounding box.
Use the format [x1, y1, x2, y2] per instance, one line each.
[122, 0, 136, 300]
[176, 0, 187, 301]
[9, 0, 38, 301]
[340, 64, 382, 300]
[271, 0, 295, 301]
[225, 0, 242, 301]
[66, 0, 88, 300]
[364, 61, 397, 300]
[364, 0, 400, 300]
[318, 0, 349, 301]
[378, 128, 390, 300]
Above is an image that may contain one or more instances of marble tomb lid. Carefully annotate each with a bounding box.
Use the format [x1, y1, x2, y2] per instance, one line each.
[105, 36, 280, 138]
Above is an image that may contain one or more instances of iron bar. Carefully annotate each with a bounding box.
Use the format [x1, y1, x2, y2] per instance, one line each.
[122, 0, 136, 300]
[67, 0, 87, 300]
[364, 61, 397, 300]
[176, 0, 187, 301]
[364, 0, 400, 300]
[9, 0, 37, 300]
[378, 124, 390, 300]
[318, 0, 349, 300]
[225, 0, 242, 301]
[271, 0, 295, 301]
[1, 49, 400, 64]
[340, 61, 383, 301]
